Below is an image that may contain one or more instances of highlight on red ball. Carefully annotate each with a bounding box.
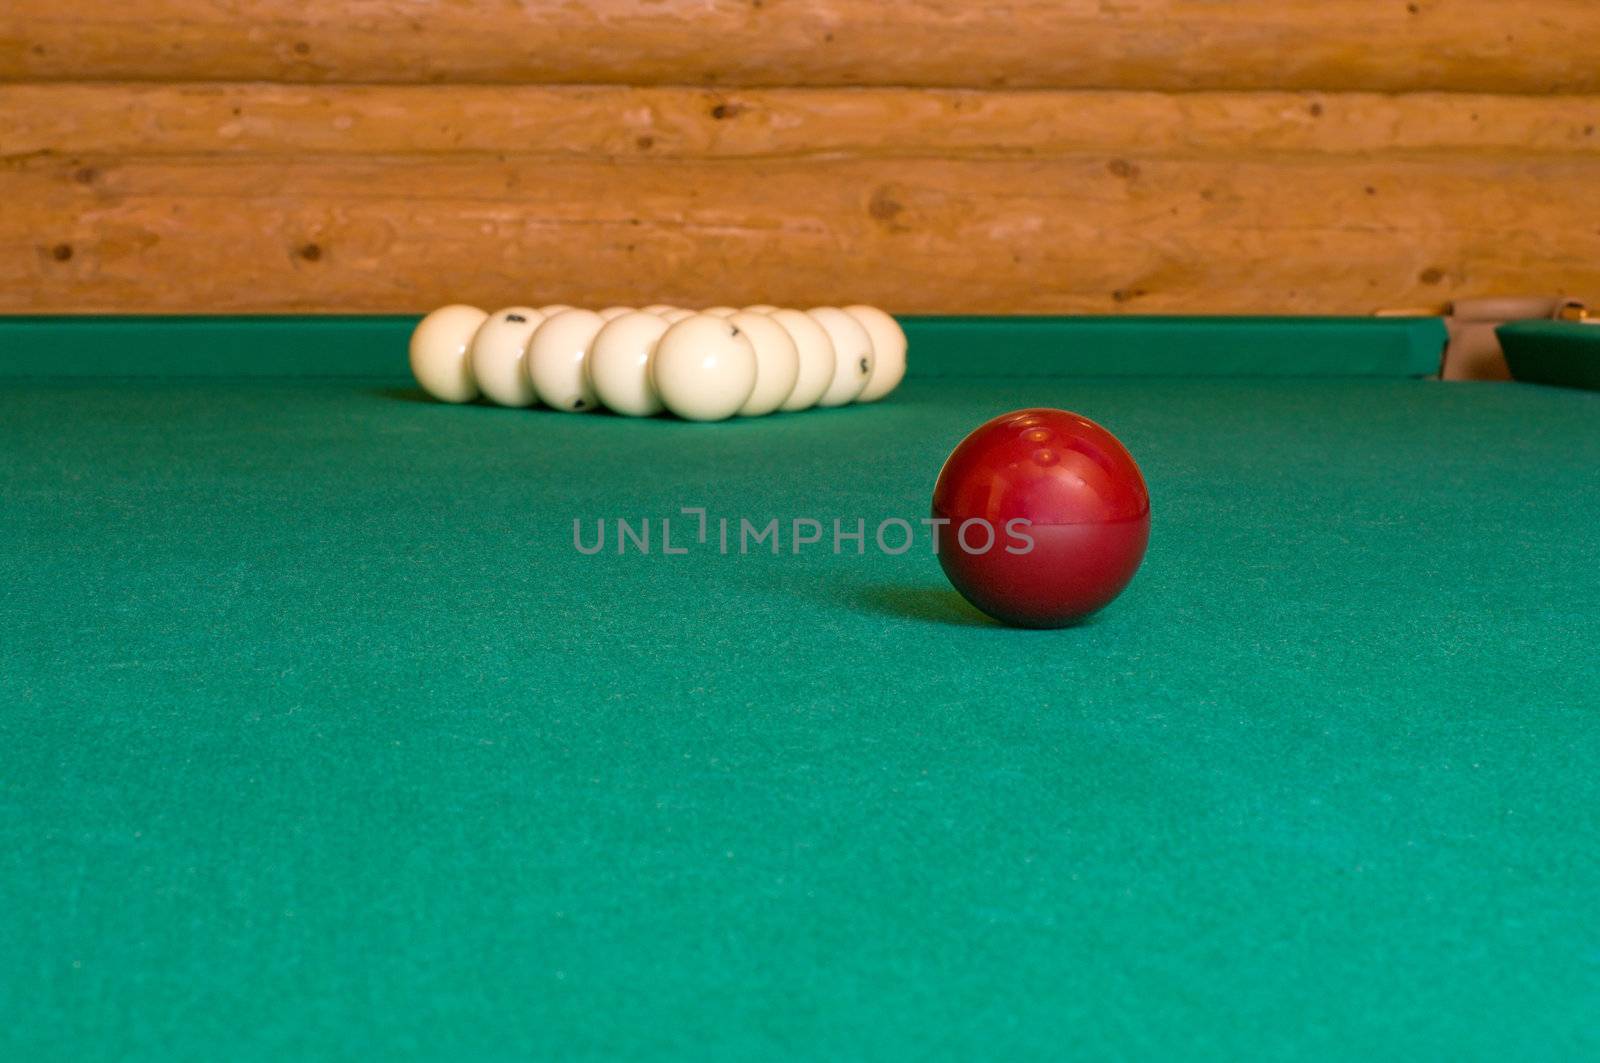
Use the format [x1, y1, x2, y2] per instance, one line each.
[932, 408, 1151, 628]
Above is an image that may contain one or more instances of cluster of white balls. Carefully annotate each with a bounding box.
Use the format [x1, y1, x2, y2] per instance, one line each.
[409, 303, 907, 421]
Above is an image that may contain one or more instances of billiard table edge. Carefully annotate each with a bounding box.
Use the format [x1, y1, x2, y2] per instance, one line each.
[0, 315, 1448, 380]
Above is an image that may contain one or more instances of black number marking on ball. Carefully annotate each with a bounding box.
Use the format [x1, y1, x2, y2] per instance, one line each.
[859, 357, 870, 375]
[506, 313, 526, 323]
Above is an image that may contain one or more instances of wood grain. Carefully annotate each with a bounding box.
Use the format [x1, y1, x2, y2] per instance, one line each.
[5, 1, 1600, 92]
[7, 84, 1600, 160]
[7, 149, 1598, 314]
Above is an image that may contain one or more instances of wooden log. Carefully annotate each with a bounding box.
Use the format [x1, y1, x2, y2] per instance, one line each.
[6, 84, 1600, 160]
[5, 151, 1597, 314]
[5, 1, 1600, 92]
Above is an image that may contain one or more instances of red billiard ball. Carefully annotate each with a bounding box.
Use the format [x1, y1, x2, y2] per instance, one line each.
[932, 408, 1150, 628]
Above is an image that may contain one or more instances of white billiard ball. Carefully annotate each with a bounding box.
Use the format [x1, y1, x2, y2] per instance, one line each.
[727, 311, 799, 416]
[702, 306, 739, 318]
[526, 308, 606, 412]
[660, 308, 694, 323]
[409, 304, 488, 403]
[651, 314, 758, 422]
[640, 304, 679, 316]
[537, 304, 575, 317]
[806, 307, 875, 407]
[597, 306, 635, 321]
[842, 305, 907, 402]
[587, 311, 672, 416]
[469, 307, 544, 407]
[767, 308, 835, 412]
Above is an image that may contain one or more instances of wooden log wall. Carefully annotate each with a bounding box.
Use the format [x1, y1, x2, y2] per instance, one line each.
[3, 1, 1599, 314]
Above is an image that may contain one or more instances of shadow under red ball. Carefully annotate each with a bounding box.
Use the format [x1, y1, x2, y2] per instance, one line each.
[932, 408, 1150, 627]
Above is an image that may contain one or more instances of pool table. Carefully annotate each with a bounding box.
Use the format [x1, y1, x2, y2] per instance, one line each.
[3, 315, 1598, 1060]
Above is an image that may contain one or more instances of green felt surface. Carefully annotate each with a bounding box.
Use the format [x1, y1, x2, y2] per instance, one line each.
[0, 314, 1447, 379]
[2, 334, 1598, 1060]
[1500, 320, 1600, 390]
